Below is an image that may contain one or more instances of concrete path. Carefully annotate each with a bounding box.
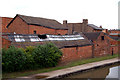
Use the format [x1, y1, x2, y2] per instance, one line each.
[7, 58, 120, 80]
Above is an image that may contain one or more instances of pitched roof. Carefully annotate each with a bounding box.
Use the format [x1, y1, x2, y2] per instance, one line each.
[109, 29, 120, 31]
[52, 39, 92, 48]
[83, 32, 101, 41]
[3, 34, 92, 48]
[88, 24, 103, 30]
[7, 14, 68, 30]
[107, 35, 120, 41]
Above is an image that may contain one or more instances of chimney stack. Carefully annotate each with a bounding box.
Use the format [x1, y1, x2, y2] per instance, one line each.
[63, 20, 67, 27]
[82, 19, 88, 32]
[100, 25, 102, 28]
[63, 20, 67, 24]
[83, 19, 88, 24]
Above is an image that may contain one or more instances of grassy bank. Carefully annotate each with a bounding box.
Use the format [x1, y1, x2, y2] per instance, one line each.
[2, 54, 118, 79]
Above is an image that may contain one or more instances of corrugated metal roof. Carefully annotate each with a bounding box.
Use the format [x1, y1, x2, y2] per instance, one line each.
[2, 34, 92, 48]
[7, 34, 84, 42]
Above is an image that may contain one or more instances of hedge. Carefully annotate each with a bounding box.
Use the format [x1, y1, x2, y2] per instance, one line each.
[2, 43, 62, 72]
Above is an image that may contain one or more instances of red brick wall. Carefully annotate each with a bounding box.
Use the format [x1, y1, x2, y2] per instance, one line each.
[56, 29, 68, 35]
[59, 45, 92, 64]
[29, 25, 68, 35]
[8, 16, 29, 34]
[0, 17, 13, 33]
[93, 33, 111, 57]
[109, 30, 120, 33]
[66, 23, 102, 34]
[29, 25, 56, 34]
[2, 38, 11, 48]
[106, 36, 119, 54]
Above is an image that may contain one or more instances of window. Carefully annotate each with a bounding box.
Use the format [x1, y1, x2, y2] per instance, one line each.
[101, 36, 104, 40]
[34, 30, 36, 34]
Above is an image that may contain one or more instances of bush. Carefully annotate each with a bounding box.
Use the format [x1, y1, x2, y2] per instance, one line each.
[2, 46, 26, 72]
[2, 43, 63, 72]
[24, 46, 35, 69]
[33, 43, 62, 68]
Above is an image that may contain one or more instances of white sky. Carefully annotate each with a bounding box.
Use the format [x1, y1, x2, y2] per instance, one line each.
[0, 0, 119, 29]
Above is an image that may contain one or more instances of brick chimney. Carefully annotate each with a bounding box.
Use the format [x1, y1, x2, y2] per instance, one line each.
[105, 29, 108, 34]
[82, 19, 88, 32]
[83, 19, 88, 24]
[63, 20, 67, 24]
[63, 20, 67, 27]
[100, 25, 102, 28]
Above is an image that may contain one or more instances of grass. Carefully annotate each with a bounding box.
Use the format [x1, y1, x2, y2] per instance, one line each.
[2, 54, 118, 79]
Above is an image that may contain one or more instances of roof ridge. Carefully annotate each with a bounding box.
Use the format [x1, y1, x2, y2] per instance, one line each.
[17, 14, 57, 21]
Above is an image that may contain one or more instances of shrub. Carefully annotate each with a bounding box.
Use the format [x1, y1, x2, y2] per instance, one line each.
[33, 43, 62, 68]
[2, 46, 26, 72]
[2, 43, 63, 72]
[24, 46, 35, 69]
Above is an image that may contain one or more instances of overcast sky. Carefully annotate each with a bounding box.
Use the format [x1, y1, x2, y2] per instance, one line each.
[0, 0, 119, 29]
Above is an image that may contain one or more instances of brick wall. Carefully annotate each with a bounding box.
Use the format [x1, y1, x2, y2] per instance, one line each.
[29, 25, 56, 34]
[56, 29, 68, 35]
[28, 25, 68, 35]
[8, 16, 29, 34]
[106, 36, 119, 55]
[66, 23, 101, 34]
[0, 17, 13, 33]
[59, 45, 92, 64]
[93, 33, 111, 57]
[109, 30, 120, 33]
[2, 38, 11, 48]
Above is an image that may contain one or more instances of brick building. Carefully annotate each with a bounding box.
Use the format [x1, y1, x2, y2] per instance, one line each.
[1, 14, 119, 64]
[0, 17, 13, 33]
[83, 32, 112, 57]
[102, 29, 120, 55]
[6, 14, 68, 35]
[108, 29, 120, 37]
[1, 33, 93, 64]
[63, 19, 103, 34]
[106, 35, 119, 55]
[109, 29, 120, 33]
